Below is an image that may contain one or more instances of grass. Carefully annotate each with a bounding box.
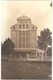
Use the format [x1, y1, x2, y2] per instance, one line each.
[1, 60, 52, 79]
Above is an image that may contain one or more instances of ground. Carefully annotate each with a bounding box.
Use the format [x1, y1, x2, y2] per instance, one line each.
[1, 60, 52, 79]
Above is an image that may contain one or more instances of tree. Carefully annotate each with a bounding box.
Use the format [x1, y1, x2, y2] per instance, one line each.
[50, 2, 52, 7]
[47, 47, 52, 56]
[2, 38, 15, 57]
[37, 28, 52, 52]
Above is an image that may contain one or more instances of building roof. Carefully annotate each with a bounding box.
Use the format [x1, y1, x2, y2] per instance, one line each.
[11, 15, 37, 29]
[11, 24, 17, 29]
[17, 15, 31, 20]
[37, 48, 45, 53]
[32, 24, 37, 29]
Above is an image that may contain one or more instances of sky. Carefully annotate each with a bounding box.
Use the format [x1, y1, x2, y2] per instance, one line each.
[1, 0, 52, 42]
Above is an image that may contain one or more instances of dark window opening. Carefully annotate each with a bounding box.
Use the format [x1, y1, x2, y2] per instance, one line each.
[13, 27, 15, 29]
[19, 24, 21, 29]
[23, 24, 25, 29]
[32, 27, 34, 29]
[26, 24, 28, 29]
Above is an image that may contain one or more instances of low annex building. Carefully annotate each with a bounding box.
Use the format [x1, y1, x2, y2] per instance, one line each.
[11, 15, 47, 61]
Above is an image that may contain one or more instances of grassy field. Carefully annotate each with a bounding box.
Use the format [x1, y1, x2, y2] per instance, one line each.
[1, 60, 52, 79]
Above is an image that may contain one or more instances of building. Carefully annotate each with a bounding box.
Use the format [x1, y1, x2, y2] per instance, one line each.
[11, 15, 47, 61]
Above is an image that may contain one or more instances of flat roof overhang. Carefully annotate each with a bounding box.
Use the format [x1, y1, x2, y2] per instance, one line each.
[14, 48, 37, 53]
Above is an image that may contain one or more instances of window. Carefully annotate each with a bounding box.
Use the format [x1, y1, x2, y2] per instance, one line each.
[32, 27, 34, 29]
[19, 37, 21, 43]
[26, 24, 28, 29]
[44, 53, 45, 57]
[23, 43, 25, 48]
[26, 37, 29, 42]
[26, 43, 29, 48]
[19, 43, 21, 48]
[23, 31, 25, 36]
[19, 31, 21, 36]
[37, 53, 39, 57]
[13, 27, 15, 29]
[23, 24, 25, 29]
[23, 37, 25, 42]
[19, 24, 21, 29]
[26, 31, 29, 35]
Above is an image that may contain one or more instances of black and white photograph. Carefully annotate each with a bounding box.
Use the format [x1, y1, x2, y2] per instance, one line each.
[1, 0, 52, 80]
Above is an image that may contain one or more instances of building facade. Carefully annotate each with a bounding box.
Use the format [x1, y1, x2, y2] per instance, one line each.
[11, 15, 47, 61]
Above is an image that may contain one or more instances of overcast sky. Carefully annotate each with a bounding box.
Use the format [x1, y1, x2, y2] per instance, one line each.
[1, 0, 52, 42]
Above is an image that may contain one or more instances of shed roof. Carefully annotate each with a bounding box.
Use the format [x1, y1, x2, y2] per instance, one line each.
[37, 48, 45, 53]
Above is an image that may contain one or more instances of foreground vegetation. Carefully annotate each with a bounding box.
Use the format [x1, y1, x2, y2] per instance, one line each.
[1, 61, 51, 79]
